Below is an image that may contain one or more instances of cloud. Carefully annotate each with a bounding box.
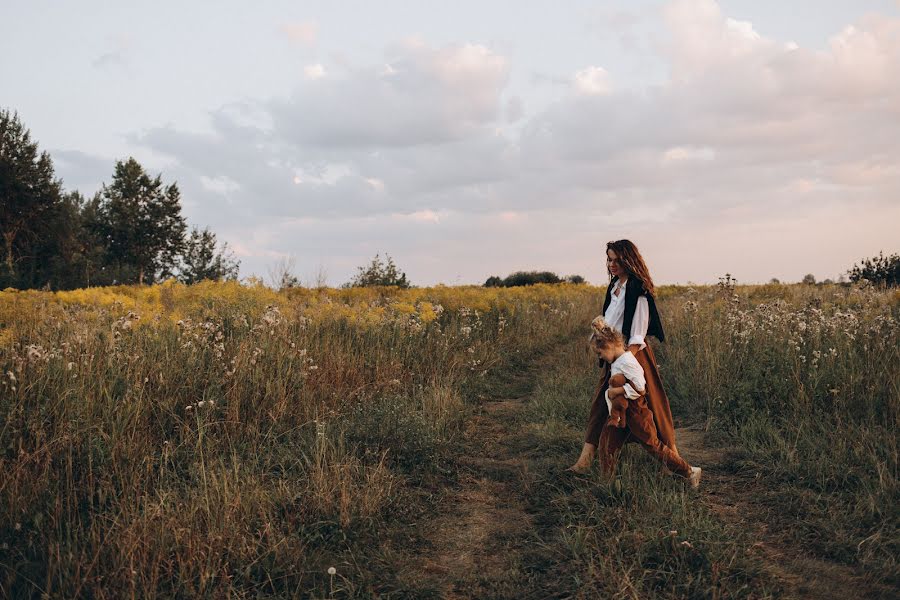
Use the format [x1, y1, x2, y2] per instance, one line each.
[123, 3, 900, 283]
[92, 33, 132, 69]
[280, 21, 318, 46]
[128, 39, 515, 226]
[92, 51, 125, 69]
[505, 96, 524, 122]
[661, 146, 715, 164]
[200, 175, 240, 195]
[51, 149, 113, 195]
[270, 41, 509, 148]
[573, 66, 612, 95]
[303, 63, 325, 79]
[516, 1, 900, 222]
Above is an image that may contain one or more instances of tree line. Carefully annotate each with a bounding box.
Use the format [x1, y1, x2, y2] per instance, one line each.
[0, 107, 238, 290]
[484, 271, 585, 287]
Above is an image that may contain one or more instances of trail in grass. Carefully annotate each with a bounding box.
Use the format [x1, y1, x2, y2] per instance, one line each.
[401, 349, 572, 600]
[402, 345, 896, 600]
[676, 423, 896, 600]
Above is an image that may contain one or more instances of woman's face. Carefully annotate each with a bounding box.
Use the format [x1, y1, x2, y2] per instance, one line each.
[607, 249, 623, 277]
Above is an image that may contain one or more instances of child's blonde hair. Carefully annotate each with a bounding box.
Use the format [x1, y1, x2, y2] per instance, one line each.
[588, 315, 625, 352]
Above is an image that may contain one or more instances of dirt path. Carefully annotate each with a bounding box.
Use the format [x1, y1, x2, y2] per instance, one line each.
[676, 423, 894, 600]
[410, 394, 544, 599]
[402, 381, 893, 599]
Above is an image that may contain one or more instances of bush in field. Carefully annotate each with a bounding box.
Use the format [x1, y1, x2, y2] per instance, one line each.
[848, 250, 899, 287]
[484, 270, 584, 287]
[346, 252, 410, 288]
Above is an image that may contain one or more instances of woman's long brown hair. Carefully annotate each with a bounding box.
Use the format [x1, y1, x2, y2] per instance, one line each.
[607, 239, 656, 297]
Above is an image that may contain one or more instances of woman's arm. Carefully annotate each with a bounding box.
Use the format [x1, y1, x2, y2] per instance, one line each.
[628, 295, 649, 351]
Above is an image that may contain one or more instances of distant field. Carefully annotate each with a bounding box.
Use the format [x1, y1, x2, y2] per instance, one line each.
[1, 280, 896, 598]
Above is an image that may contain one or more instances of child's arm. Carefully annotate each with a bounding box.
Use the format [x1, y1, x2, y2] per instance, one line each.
[622, 382, 643, 399]
[608, 385, 627, 397]
[608, 373, 627, 398]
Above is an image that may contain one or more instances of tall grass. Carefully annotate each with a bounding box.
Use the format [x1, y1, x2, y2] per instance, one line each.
[1, 278, 896, 595]
[658, 279, 899, 584]
[0, 281, 598, 598]
[520, 341, 778, 599]
[519, 280, 897, 596]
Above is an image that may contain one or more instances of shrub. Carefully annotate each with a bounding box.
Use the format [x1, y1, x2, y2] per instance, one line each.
[848, 250, 899, 287]
[346, 252, 410, 288]
[484, 270, 582, 287]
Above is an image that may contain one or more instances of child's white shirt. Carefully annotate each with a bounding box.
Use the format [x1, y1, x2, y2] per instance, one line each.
[604, 350, 646, 413]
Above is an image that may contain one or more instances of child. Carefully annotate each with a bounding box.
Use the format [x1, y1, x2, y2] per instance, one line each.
[589, 316, 646, 428]
[588, 316, 702, 488]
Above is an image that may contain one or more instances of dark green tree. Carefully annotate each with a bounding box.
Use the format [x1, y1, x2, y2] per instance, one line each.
[95, 157, 186, 284]
[501, 270, 562, 287]
[346, 252, 410, 288]
[848, 251, 899, 287]
[178, 226, 240, 284]
[28, 190, 92, 290]
[484, 271, 571, 287]
[0, 108, 64, 286]
[70, 192, 113, 287]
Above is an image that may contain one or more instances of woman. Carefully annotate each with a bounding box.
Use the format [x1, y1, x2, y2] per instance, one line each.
[566, 240, 701, 487]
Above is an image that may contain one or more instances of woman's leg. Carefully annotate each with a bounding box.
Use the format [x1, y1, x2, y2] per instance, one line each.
[567, 442, 597, 473]
[567, 368, 611, 472]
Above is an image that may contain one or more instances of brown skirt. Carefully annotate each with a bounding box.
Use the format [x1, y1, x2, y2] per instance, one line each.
[583, 342, 678, 453]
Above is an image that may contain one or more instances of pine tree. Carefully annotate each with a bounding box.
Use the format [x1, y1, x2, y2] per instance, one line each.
[0, 108, 64, 286]
[95, 157, 187, 284]
[178, 226, 240, 284]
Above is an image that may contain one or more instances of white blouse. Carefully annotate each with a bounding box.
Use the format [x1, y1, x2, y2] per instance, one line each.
[603, 276, 650, 351]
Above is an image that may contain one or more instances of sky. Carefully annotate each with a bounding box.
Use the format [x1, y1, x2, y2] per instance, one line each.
[2, 0, 899, 286]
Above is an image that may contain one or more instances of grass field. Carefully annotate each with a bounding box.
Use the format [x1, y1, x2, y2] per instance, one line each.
[1, 279, 897, 598]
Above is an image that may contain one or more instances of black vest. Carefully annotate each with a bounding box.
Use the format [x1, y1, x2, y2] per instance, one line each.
[602, 275, 665, 343]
